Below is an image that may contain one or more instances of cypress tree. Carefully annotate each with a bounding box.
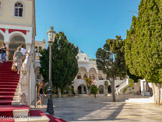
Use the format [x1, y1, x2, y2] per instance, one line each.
[125, 0, 162, 104]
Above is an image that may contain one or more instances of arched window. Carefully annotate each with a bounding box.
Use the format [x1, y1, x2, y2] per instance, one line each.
[14, 2, 23, 17]
[77, 73, 81, 79]
[99, 74, 104, 80]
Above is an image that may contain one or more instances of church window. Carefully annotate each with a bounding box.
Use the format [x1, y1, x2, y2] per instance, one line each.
[14, 2, 23, 17]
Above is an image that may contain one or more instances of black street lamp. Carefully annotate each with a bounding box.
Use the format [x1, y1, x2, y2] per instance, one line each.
[46, 26, 56, 114]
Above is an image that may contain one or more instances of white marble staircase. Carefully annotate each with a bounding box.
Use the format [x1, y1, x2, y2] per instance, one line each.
[116, 78, 129, 95]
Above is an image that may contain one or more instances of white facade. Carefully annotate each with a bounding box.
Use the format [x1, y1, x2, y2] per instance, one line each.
[73, 52, 125, 94]
[0, 0, 36, 105]
[0, 0, 36, 60]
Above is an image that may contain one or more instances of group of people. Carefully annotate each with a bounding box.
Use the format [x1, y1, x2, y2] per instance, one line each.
[0, 43, 28, 74]
[12, 45, 28, 74]
[0, 42, 44, 107]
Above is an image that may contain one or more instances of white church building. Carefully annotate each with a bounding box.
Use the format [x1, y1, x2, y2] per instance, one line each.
[73, 51, 127, 95]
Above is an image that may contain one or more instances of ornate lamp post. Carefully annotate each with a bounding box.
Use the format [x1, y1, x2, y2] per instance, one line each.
[46, 26, 56, 114]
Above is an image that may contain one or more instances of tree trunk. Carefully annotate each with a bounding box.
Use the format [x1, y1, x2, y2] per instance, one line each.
[111, 80, 116, 102]
[68, 85, 72, 96]
[58, 88, 62, 98]
[152, 83, 162, 105]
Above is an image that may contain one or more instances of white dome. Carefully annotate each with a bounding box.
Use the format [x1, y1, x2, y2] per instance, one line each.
[77, 52, 89, 61]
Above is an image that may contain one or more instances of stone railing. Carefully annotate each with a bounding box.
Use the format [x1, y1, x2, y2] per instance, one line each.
[18, 50, 36, 106]
[115, 77, 129, 95]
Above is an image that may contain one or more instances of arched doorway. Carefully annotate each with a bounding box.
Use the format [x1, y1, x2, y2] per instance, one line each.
[0, 33, 4, 48]
[78, 84, 87, 94]
[99, 85, 104, 94]
[108, 85, 112, 94]
[9, 35, 26, 60]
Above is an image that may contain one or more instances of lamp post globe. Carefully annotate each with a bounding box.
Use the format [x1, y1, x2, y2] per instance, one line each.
[46, 26, 56, 115]
[47, 26, 56, 43]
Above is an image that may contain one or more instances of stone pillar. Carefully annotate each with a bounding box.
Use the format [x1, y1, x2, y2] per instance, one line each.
[4, 29, 9, 43]
[26, 43, 32, 51]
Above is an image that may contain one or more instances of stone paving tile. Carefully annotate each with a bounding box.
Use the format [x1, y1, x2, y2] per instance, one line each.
[31, 95, 162, 122]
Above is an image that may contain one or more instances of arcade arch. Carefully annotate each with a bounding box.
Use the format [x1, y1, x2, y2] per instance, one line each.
[77, 67, 88, 79]
[89, 68, 97, 80]
[78, 84, 87, 94]
[9, 34, 26, 60]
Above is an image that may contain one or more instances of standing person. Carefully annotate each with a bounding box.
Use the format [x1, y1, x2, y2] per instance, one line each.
[13, 47, 23, 74]
[20, 45, 27, 61]
[0, 43, 7, 63]
[36, 81, 44, 108]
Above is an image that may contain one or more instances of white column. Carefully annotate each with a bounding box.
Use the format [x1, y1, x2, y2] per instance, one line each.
[4, 29, 10, 43]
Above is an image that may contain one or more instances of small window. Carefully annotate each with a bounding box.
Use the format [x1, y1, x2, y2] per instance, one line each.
[84, 57, 86, 60]
[77, 56, 79, 60]
[14, 2, 23, 17]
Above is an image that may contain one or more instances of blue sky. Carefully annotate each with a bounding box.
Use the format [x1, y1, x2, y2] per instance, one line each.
[35, 0, 140, 59]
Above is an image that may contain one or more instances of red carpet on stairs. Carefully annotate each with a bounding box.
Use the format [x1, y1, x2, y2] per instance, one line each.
[0, 62, 67, 122]
[0, 105, 29, 117]
[30, 110, 67, 122]
[0, 62, 19, 105]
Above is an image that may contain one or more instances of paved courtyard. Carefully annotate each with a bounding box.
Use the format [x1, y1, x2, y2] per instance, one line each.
[32, 95, 162, 122]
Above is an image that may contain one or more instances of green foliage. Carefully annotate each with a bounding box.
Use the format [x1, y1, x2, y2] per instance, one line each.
[104, 81, 109, 87]
[123, 78, 134, 94]
[84, 78, 92, 89]
[84, 74, 88, 78]
[91, 85, 99, 95]
[96, 36, 127, 80]
[125, 0, 162, 83]
[127, 69, 142, 83]
[123, 87, 127, 94]
[96, 36, 127, 101]
[40, 32, 79, 90]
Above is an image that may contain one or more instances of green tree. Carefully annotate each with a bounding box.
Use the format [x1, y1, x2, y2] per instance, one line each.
[91, 85, 99, 98]
[125, 0, 162, 104]
[96, 36, 127, 102]
[84, 78, 92, 94]
[40, 32, 79, 97]
[104, 81, 109, 94]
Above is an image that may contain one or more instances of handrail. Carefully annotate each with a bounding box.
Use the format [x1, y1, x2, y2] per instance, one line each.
[19, 50, 36, 106]
[116, 77, 129, 94]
